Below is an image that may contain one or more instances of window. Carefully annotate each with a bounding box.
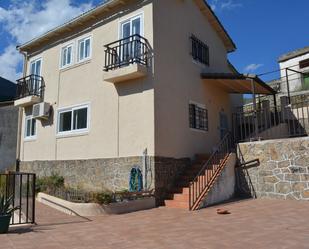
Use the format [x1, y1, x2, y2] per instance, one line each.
[78, 37, 91, 62]
[61, 44, 73, 67]
[58, 104, 89, 135]
[120, 15, 142, 39]
[190, 35, 209, 66]
[29, 58, 42, 94]
[303, 73, 309, 90]
[25, 116, 37, 139]
[189, 103, 208, 131]
[299, 59, 309, 69]
[120, 14, 143, 63]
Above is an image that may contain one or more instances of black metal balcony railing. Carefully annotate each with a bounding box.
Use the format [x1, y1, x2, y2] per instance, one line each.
[104, 34, 150, 71]
[232, 100, 309, 143]
[16, 75, 45, 100]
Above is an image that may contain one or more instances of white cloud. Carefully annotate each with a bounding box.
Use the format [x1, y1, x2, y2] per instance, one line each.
[0, 45, 22, 81]
[209, 0, 242, 11]
[0, 0, 94, 81]
[221, 0, 242, 10]
[244, 63, 264, 72]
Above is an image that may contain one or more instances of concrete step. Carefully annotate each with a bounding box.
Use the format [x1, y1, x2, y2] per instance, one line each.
[164, 200, 189, 209]
[172, 193, 189, 202]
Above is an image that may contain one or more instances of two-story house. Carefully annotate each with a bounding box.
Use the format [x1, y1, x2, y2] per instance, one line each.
[15, 0, 272, 206]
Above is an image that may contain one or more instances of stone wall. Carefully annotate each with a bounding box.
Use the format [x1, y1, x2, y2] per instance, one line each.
[153, 157, 190, 204]
[236, 137, 309, 201]
[0, 105, 18, 171]
[20, 156, 190, 204]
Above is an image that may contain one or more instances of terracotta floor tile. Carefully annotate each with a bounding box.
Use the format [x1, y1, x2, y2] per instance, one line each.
[0, 199, 308, 249]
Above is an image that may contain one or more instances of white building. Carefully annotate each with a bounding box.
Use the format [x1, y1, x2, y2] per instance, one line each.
[278, 46, 309, 93]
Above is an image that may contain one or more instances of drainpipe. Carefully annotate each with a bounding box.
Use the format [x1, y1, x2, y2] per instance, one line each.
[15, 47, 28, 172]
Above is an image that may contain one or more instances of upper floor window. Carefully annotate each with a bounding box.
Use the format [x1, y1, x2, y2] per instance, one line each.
[189, 103, 208, 131]
[30, 58, 42, 76]
[57, 104, 89, 135]
[61, 44, 73, 68]
[25, 115, 37, 139]
[190, 35, 209, 66]
[299, 58, 309, 69]
[120, 14, 143, 39]
[78, 37, 91, 62]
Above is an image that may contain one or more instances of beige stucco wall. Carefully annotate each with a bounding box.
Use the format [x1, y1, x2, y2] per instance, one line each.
[20, 2, 155, 161]
[152, 0, 233, 158]
[20, 0, 237, 162]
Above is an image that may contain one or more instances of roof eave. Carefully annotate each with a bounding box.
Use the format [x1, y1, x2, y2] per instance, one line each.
[17, 0, 120, 52]
[201, 0, 236, 53]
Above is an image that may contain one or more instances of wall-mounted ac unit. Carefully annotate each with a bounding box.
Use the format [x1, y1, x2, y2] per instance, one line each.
[32, 102, 50, 120]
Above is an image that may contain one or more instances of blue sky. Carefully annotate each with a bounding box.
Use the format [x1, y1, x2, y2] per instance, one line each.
[0, 0, 308, 82]
[210, 0, 309, 81]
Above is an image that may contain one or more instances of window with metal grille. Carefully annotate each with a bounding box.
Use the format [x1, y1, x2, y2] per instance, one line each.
[299, 58, 309, 69]
[189, 103, 208, 131]
[191, 35, 209, 66]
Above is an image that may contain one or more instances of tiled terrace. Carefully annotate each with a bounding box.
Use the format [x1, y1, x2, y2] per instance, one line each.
[1, 199, 309, 249]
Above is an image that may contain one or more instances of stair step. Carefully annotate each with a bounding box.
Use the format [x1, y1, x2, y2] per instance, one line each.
[164, 200, 189, 209]
[173, 193, 189, 202]
[171, 187, 189, 195]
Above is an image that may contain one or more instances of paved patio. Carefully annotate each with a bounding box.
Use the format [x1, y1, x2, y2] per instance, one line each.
[1, 199, 308, 249]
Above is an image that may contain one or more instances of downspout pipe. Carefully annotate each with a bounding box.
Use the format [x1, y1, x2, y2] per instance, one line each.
[15, 46, 28, 172]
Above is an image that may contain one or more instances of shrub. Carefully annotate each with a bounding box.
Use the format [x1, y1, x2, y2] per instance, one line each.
[92, 191, 114, 205]
[36, 173, 65, 193]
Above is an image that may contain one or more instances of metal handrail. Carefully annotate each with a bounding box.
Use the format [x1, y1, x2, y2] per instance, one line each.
[16, 74, 45, 100]
[232, 100, 309, 143]
[189, 133, 232, 210]
[104, 34, 150, 71]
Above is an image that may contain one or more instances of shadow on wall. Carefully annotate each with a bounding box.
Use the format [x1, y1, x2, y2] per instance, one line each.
[235, 144, 260, 198]
[41, 105, 54, 127]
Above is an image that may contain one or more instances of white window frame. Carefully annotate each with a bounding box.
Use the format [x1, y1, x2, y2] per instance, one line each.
[60, 43, 73, 68]
[29, 57, 42, 76]
[57, 103, 90, 137]
[77, 36, 92, 63]
[118, 12, 144, 39]
[24, 115, 37, 140]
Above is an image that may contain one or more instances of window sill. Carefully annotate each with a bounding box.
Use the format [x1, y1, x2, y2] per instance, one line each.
[24, 137, 37, 142]
[190, 128, 208, 133]
[56, 130, 89, 139]
[59, 59, 91, 72]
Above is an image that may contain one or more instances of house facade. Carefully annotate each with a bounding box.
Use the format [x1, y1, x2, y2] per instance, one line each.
[16, 0, 240, 199]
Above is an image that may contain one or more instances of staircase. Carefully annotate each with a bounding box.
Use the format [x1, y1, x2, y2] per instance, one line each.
[164, 133, 232, 210]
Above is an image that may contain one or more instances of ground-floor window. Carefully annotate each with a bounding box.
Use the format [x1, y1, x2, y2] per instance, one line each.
[25, 115, 37, 139]
[189, 102, 208, 131]
[57, 104, 90, 135]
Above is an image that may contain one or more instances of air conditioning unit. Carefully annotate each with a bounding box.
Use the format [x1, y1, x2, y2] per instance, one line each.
[32, 102, 50, 120]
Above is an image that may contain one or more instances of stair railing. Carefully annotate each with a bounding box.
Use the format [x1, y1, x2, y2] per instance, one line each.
[189, 132, 232, 210]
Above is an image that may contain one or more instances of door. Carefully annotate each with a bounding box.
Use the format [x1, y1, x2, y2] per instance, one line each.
[30, 59, 42, 95]
[120, 15, 142, 63]
[219, 112, 229, 139]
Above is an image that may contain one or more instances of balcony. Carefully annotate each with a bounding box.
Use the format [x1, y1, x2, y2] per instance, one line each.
[103, 34, 150, 83]
[14, 75, 45, 107]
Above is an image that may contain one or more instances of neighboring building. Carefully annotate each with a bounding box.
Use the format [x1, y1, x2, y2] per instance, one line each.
[0, 77, 16, 101]
[15, 0, 269, 202]
[277, 46, 309, 93]
[0, 77, 18, 172]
